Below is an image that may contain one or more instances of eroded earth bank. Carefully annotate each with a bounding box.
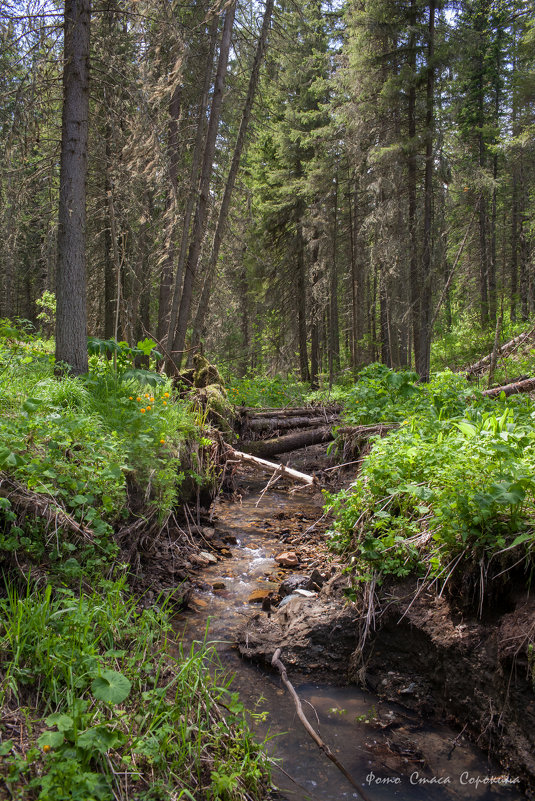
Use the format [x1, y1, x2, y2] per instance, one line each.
[167, 440, 534, 800]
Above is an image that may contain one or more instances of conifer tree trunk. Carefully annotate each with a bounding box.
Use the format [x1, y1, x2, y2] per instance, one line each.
[55, 0, 91, 375]
[171, 3, 236, 366]
[416, 0, 435, 382]
[157, 83, 182, 341]
[191, 0, 274, 349]
[164, 16, 218, 363]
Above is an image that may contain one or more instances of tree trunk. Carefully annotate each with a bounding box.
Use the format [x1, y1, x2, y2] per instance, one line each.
[172, 4, 236, 365]
[416, 0, 435, 383]
[164, 18, 218, 365]
[296, 224, 310, 382]
[191, 0, 274, 350]
[329, 174, 340, 384]
[55, 0, 91, 375]
[157, 83, 182, 341]
[408, 0, 419, 372]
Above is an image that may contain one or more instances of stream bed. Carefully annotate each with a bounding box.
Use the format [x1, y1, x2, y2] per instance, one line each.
[175, 468, 526, 801]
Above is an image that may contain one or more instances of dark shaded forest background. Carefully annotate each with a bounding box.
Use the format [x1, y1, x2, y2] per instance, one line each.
[1, 0, 534, 384]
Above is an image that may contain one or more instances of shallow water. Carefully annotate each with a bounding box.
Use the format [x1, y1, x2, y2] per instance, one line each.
[175, 476, 526, 801]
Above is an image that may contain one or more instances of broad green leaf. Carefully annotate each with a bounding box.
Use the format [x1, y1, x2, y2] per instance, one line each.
[91, 670, 131, 705]
[455, 421, 477, 439]
[38, 730, 64, 749]
[22, 397, 43, 413]
[77, 725, 126, 754]
[45, 713, 74, 732]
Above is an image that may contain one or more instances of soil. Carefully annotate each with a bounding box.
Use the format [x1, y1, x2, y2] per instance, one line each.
[229, 447, 535, 800]
[121, 442, 535, 798]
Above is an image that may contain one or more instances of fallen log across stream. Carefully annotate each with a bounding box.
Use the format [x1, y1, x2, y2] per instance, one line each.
[224, 447, 316, 485]
[240, 425, 334, 457]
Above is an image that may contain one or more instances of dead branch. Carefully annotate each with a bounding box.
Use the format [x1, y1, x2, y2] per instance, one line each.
[271, 648, 372, 801]
[335, 423, 400, 438]
[0, 472, 94, 541]
[464, 328, 534, 377]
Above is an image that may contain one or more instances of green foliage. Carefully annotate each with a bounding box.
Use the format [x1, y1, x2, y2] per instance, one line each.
[327, 367, 535, 589]
[36, 291, 57, 335]
[0, 333, 203, 576]
[0, 581, 270, 801]
[338, 363, 474, 426]
[227, 375, 309, 407]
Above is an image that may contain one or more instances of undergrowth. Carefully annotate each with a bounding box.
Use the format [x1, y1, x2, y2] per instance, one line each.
[0, 579, 269, 801]
[0, 321, 270, 800]
[326, 365, 535, 605]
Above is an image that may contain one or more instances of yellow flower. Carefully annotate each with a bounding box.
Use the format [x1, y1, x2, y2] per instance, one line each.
[140, 408, 146, 413]
[43, 745, 51, 753]
[160, 439, 165, 444]
[164, 392, 170, 398]
[150, 397, 154, 402]
[146, 405, 151, 411]
[163, 401, 167, 405]
[129, 396, 133, 400]
[136, 397, 142, 402]
[144, 393, 149, 398]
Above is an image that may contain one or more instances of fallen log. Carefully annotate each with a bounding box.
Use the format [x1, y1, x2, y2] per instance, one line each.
[464, 329, 533, 376]
[224, 447, 315, 485]
[239, 404, 341, 418]
[241, 425, 334, 458]
[246, 414, 339, 434]
[481, 377, 535, 398]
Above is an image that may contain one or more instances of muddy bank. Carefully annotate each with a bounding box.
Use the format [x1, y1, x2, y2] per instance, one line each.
[238, 573, 535, 798]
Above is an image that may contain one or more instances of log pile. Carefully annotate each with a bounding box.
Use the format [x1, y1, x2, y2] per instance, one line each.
[237, 405, 341, 458]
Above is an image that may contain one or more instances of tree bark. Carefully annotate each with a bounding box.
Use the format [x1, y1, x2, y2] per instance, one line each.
[55, 0, 91, 375]
[191, 0, 275, 350]
[164, 17, 218, 364]
[482, 377, 535, 399]
[416, 0, 435, 382]
[157, 83, 182, 341]
[241, 426, 334, 458]
[408, 0, 419, 372]
[172, 4, 236, 365]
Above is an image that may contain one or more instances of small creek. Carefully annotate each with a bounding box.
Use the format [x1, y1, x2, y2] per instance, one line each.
[175, 463, 525, 801]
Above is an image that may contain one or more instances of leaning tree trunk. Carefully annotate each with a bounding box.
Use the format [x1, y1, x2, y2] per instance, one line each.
[191, 0, 275, 350]
[171, 3, 236, 366]
[416, 0, 435, 383]
[55, 0, 91, 375]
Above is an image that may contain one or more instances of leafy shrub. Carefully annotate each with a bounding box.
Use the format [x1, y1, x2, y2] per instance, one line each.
[327, 367, 535, 592]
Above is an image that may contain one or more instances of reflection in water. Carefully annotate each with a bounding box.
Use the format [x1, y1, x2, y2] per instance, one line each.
[175, 482, 524, 801]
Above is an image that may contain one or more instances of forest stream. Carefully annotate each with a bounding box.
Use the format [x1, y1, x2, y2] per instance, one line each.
[174, 448, 527, 801]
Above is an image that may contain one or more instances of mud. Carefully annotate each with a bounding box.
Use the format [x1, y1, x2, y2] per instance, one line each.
[233, 445, 535, 799]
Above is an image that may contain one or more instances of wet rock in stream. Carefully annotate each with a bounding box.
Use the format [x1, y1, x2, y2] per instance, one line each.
[238, 573, 359, 678]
